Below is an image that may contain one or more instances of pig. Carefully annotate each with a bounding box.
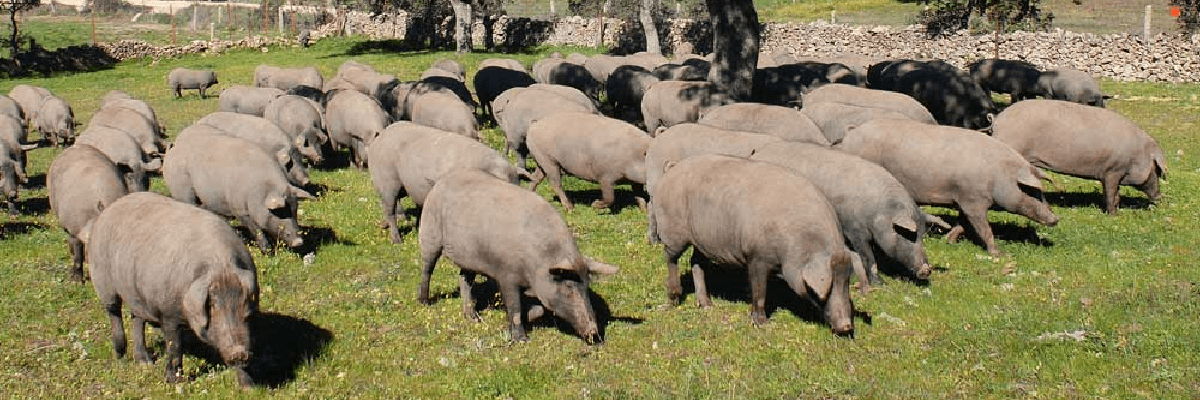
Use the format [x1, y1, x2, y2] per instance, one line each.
[648, 154, 855, 335]
[473, 66, 536, 123]
[1038, 68, 1110, 107]
[0, 93, 24, 123]
[0, 115, 35, 177]
[533, 58, 601, 101]
[492, 84, 600, 169]
[479, 58, 526, 72]
[47, 144, 129, 281]
[254, 64, 324, 91]
[641, 80, 734, 136]
[696, 102, 830, 146]
[35, 95, 76, 147]
[748, 142, 932, 286]
[100, 89, 132, 104]
[417, 169, 619, 343]
[653, 63, 708, 81]
[326, 89, 391, 168]
[335, 60, 399, 104]
[262, 95, 328, 164]
[83, 191, 258, 386]
[167, 68, 219, 98]
[753, 62, 861, 107]
[643, 123, 782, 197]
[409, 91, 479, 140]
[582, 54, 623, 84]
[88, 106, 166, 158]
[286, 84, 326, 106]
[218, 86, 284, 117]
[0, 141, 26, 215]
[866, 59, 996, 129]
[800, 83, 937, 124]
[163, 132, 312, 254]
[526, 112, 650, 210]
[967, 58, 1045, 103]
[101, 98, 163, 134]
[410, 75, 476, 109]
[837, 118, 1060, 257]
[989, 99, 1165, 214]
[193, 112, 311, 187]
[604, 65, 660, 125]
[367, 122, 524, 244]
[428, 58, 466, 82]
[8, 84, 50, 126]
[75, 126, 162, 192]
[801, 101, 926, 144]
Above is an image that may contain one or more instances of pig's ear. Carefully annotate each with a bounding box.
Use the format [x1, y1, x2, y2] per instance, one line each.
[265, 195, 286, 210]
[892, 214, 918, 234]
[584, 258, 619, 276]
[1016, 166, 1044, 190]
[290, 186, 314, 200]
[183, 276, 211, 335]
[1153, 150, 1167, 180]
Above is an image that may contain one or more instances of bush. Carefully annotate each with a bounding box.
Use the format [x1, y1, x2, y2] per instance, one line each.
[916, 0, 1054, 36]
[1172, 0, 1200, 32]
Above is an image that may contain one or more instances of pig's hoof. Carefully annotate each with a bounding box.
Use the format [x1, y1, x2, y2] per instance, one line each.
[591, 200, 610, 209]
[946, 225, 965, 244]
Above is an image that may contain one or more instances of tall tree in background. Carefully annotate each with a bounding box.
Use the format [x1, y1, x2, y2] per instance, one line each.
[918, 0, 1056, 35]
[450, 0, 471, 52]
[639, 0, 660, 54]
[2, 0, 40, 57]
[706, 0, 758, 101]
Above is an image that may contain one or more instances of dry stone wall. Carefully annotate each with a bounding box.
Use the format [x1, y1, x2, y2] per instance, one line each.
[96, 10, 1200, 83]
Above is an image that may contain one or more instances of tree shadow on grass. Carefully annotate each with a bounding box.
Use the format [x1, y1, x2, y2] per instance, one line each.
[326, 39, 420, 57]
[0, 221, 45, 238]
[180, 311, 334, 388]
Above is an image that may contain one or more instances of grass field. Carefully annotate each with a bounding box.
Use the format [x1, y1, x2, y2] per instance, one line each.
[0, 13, 1198, 400]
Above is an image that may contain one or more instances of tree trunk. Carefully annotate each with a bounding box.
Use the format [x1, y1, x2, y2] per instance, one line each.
[451, 0, 472, 53]
[706, 0, 759, 101]
[640, 0, 661, 55]
[9, 9, 18, 59]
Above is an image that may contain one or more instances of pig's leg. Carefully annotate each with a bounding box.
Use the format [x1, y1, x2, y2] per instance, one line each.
[1101, 172, 1121, 215]
[68, 236, 85, 282]
[237, 215, 273, 256]
[161, 320, 185, 383]
[527, 165, 546, 192]
[130, 316, 152, 363]
[664, 243, 688, 306]
[543, 161, 574, 210]
[105, 301, 126, 358]
[417, 244, 441, 305]
[376, 181, 403, 244]
[959, 200, 1003, 257]
[631, 183, 648, 211]
[848, 235, 880, 286]
[592, 175, 616, 209]
[689, 251, 713, 308]
[459, 271, 481, 322]
[747, 259, 772, 326]
[499, 281, 528, 342]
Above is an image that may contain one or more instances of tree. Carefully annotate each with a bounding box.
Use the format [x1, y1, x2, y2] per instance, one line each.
[917, 0, 1057, 36]
[705, 0, 758, 101]
[639, 0, 660, 55]
[449, 0, 471, 53]
[2, 0, 40, 58]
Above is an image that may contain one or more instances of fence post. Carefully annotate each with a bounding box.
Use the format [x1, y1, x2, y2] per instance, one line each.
[91, 11, 96, 45]
[279, 6, 284, 35]
[171, 5, 176, 46]
[1144, 5, 1152, 45]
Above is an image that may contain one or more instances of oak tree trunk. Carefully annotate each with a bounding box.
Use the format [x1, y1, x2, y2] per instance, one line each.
[451, 0, 473, 53]
[640, 0, 661, 54]
[706, 0, 759, 101]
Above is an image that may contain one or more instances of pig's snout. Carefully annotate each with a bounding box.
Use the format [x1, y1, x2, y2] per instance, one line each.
[224, 345, 251, 366]
[288, 237, 304, 248]
[831, 321, 854, 337]
[1042, 213, 1059, 227]
[915, 263, 932, 280]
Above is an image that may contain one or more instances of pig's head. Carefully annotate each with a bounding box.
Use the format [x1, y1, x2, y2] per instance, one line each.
[295, 127, 326, 164]
[873, 204, 932, 280]
[1125, 143, 1166, 202]
[183, 267, 257, 370]
[1002, 166, 1059, 227]
[279, 151, 311, 187]
[531, 258, 618, 344]
[781, 250, 855, 337]
[263, 186, 313, 249]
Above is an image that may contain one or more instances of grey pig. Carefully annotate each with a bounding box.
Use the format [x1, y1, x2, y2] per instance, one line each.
[0, 93, 24, 123]
[492, 84, 599, 169]
[800, 83, 937, 124]
[641, 80, 734, 136]
[418, 169, 619, 343]
[262, 94, 328, 164]
[254, 64, 323, 92]
[168, 68, 219, 98]
[749, 141, 931, 286]
[163, 131, 312, 255]
[0, 138, 24, 214]
[409, 91, 479, 140]
[326, 89, 391, 168]
[75, 126, 162, 192]
[837, 118, 1059, 257]
[989, 99, 1164, 214]
[526, 112, 650, 210]
[368, 122, 524, 244]
[8, 84, 50, 126]
[218, 86, 284, 117]
[83, 191, 257, 386]
[697, 102, 830, 146]
[35, 95, 75, 147]
[1037, 68, 1110, 107]
[193, 112, 311, 187]
[801, 101, 925, 144]
[47, 144, 129, 281]
[643, 123, 782, 197]
[88, 106, 167, 158]
[649, 154, 855, 336]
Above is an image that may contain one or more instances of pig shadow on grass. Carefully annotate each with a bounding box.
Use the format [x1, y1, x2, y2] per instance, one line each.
[179, 312, 334, 388]
[530, 290, 645, 343]
[23, 173, 46, 190]
[926, 211, 1056, 250]
[17, 196, 50, 216]
[1, 221, 45, 238]
[557, 187, 647, 214]
[1045, 190, 1154, 213]
[311, 149, 355, 171]
[295, 226, 355, 254]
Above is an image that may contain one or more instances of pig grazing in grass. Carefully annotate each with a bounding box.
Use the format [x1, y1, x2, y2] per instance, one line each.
[368, 122, 524, 244]
[640, 80, 734, 135]
[801, 101, 925, 144]
[967, 58, 1044, 103]
[493, 84, 599, 169]
[409, 91, 479, 140]
[75, 126, 161, 192]
[35, 95, 75, 147]
[0, 94, 24, 123]
[8, 84, 50, 126]
[254, 64, 323, 92]
[84, 191, 258, 386]
[526, 112, 650, 210]
[643, 123, 782, 197]
[47, 144, 129, 281]
[262, 94, 328, 164]
[168, 68, 219, 99]
[89, 105, 167, 158]
[218, 86, 284, 117]
[989, 99, 1165, 214]
[800, 83, 937, 124]
[326, 89, 390, 169]
[838, 119, 1060, 257]
[749, 141, 931, 286]
[649, 154, 855, 336]
[194, 112, 311, 187]
[164, 132, 312, 255]
[418, 169, 619, 343]
[1038, 68, 1109, 107]
[697, 102, 830, 146]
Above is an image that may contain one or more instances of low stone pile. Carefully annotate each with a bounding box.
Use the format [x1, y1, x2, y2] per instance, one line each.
[98, 36, 299, 60]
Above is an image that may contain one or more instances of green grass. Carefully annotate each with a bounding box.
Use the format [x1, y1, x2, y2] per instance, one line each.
[0, 31, 1198, 399]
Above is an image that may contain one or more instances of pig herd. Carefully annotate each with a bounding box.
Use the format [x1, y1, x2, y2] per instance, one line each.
[7, 49, 1164, 387]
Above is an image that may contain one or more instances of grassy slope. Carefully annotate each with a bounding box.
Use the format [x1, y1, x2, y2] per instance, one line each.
[0, 33, 1198, 400]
